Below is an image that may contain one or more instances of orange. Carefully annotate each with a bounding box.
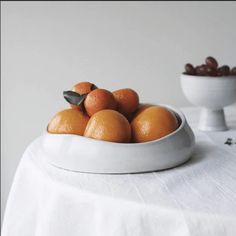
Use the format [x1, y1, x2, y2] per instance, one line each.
[132, 103, 153, 120]
[84, 110, 131, 143]
[131, 106, 178, 143]
[113, 88, 139, 115]
[84, 89, 117, 117]
[47, 108, 89, 135]
[70, 82, 97, 110]
[72, 81, 97, 94]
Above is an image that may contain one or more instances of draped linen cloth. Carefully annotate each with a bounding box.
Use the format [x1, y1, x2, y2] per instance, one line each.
[2, 105, 236, 236]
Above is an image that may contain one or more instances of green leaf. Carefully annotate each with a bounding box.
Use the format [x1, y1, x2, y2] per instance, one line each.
[63, 91, 87, 105]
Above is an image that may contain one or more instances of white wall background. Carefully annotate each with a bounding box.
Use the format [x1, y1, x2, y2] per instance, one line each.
[1, 1, 236, 220]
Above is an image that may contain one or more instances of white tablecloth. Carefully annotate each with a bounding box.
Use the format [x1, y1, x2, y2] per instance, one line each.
[2, 105, 236, 236]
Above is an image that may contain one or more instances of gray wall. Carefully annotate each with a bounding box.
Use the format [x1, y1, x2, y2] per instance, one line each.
[2, 1, 236, 220]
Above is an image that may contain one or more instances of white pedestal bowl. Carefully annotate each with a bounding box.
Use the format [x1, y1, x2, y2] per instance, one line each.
[40, 105, 195, 174]
[181, 74, 236, 132]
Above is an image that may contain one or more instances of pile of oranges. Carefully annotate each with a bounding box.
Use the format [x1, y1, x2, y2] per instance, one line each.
[47, 82, 179, 143]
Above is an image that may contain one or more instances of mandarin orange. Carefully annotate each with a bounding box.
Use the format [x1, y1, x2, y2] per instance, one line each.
[132, 103, 153, 120]
[84, 89, 117, 117]
[72, 81, 97, 94]
[131, 106, 178, 143]
[70, 82, 97, 110]
[113, 88, 139, 116]
[47, 108, 89, 135]
[84, 109, 131, 143]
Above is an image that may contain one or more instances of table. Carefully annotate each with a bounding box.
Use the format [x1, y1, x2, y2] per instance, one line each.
[2, 105, 236, 236]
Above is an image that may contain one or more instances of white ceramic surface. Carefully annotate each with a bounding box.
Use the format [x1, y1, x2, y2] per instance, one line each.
[181, 74, 236, 131]
[40, 105, 195, 174]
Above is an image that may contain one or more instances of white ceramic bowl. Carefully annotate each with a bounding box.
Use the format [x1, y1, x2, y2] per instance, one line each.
[40, 105, 195, 174]
[181, 74, 236, 131]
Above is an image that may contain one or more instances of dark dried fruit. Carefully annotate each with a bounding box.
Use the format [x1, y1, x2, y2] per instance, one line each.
[183, 57, 235, 77]
[218, 65, 230, 76]
[185, 63, 195, 75]
[217, 70, 224, 77]
[206, 66, 217, 76]
[205, 57, 218, 69]
[196, 64, 208, 76]
[231, 67, 236, 75]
